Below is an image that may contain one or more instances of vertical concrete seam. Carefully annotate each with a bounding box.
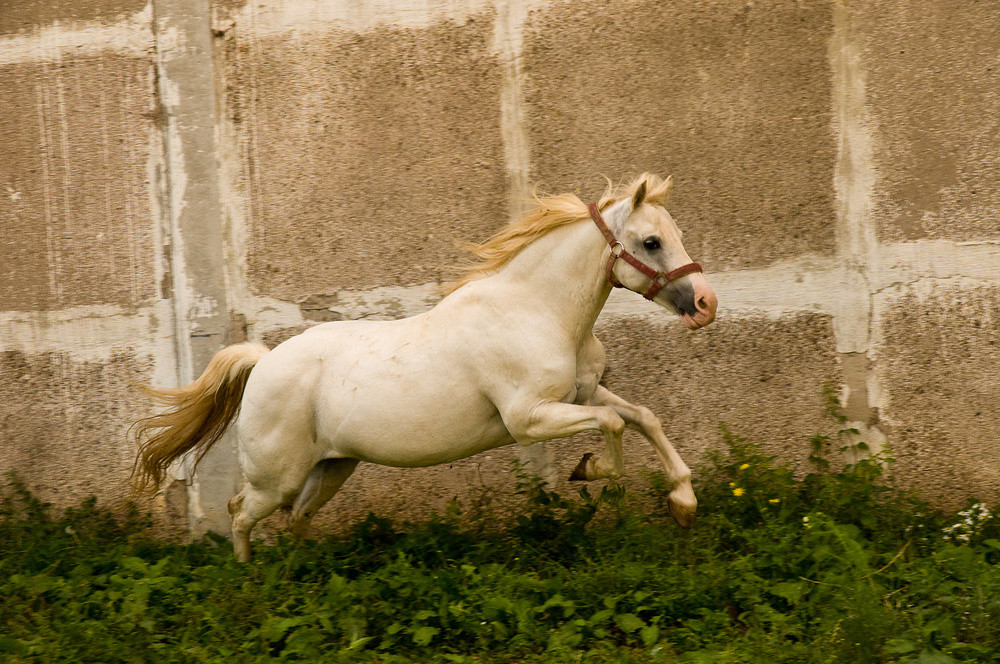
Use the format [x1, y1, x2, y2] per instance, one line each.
[151, 0, 241, 535]
[830, 2, 876, 344]
[829, 2, 885, 452]
[492, 0, 532, 220]
[150, 0, 194, 388]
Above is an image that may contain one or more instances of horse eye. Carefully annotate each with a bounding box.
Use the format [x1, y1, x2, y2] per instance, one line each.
[643, 237, 662, 251]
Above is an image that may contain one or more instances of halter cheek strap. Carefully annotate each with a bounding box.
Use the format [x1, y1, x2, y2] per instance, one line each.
[588, 202, 702, 301]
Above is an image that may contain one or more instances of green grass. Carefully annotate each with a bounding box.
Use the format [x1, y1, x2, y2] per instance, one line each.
[2, 429, 999, 663]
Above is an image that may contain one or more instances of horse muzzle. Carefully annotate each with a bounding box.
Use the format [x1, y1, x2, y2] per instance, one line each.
[670, 273, 718, 330]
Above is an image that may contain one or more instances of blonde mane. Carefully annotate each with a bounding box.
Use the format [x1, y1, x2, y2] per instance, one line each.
[446, 173, 673, 293]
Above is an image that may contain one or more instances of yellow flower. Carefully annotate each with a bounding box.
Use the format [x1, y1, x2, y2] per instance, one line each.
[739, 463, 750, 471]
[769, 498, 780, 504]
[732, 487, 745, 497]
[729, 482, 736, 487]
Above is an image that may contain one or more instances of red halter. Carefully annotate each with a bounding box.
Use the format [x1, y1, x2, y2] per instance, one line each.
[588, 202, 703, 301]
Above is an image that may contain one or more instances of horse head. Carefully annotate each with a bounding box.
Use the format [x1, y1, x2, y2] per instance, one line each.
[596, 175, 718, 330]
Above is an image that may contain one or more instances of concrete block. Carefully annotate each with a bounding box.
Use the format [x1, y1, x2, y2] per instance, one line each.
[521, 0, 837, 272]
[0, 0, 146, 34]
[875, 282, 1000, 507]
[593, 312, 843, 478]
[0, 56, 158, 310]
[220, 10, 508, 299]
[0, 349, 154, 508]
[854, 1, 1000, 242]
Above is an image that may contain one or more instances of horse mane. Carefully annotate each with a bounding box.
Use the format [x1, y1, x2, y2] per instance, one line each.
[445, 172, 673, 293]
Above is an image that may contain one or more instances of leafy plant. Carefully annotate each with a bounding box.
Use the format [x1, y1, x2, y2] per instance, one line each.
[2, 429, 999, 663]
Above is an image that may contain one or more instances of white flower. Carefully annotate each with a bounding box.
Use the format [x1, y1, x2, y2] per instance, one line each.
[942, 503, 992, 546]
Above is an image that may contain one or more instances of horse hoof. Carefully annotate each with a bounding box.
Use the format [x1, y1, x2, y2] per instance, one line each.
[568, 452, 593, 482]
[671, 509, 696, 529]
[667, 494, 697, 529]
[287, 522, 311, 539]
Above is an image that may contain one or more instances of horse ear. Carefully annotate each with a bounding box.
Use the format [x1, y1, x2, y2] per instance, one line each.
[646, 175, 673, 206]
[631, 181, 647, 210]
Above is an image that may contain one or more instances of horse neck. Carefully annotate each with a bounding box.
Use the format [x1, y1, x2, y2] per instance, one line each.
[493, 219, 613, 338]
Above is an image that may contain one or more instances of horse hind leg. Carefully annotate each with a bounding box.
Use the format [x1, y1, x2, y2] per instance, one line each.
[287, 458, 359, 538]
[568, 429, 626, 482]
[229, 456, 319, 562]
[228, 483, 289, 562]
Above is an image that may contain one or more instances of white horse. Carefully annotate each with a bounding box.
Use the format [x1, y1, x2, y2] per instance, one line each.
[131, 173, 718, 562]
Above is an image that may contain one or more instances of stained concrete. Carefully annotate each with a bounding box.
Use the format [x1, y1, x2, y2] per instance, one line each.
[152, 0, 238, 536]
[521, 0, 837, 273]
[0, 346, 188, 537]
[220, 9, 508, 299]
[594, 312, 843, 477]
[0, 23, 168, 525]
[853, 1, 1000, 243]
[876, 283, 1000, 508]
[0, 0, 147, 35]
[0, 349, 154, 506]
[0, 56, 158, 310]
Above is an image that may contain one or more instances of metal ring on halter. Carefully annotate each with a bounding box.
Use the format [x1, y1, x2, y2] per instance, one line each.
[605, 242, 626, 288]
[643, 273, 669, 301]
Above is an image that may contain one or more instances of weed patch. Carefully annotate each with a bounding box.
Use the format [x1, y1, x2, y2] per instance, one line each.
[2, 430, 999, 663]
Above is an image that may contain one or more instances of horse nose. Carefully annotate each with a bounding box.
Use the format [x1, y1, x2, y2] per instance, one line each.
[691, 280, 717, 326]
[696, 290, 717, 317]
[667, 274, 717, 329]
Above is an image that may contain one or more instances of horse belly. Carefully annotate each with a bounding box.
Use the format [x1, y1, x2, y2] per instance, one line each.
[318, 383, 513, 467]
[309, 333, 514, 467]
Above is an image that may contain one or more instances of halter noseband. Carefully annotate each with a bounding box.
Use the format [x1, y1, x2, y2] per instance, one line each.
[588, 202, 702, 301]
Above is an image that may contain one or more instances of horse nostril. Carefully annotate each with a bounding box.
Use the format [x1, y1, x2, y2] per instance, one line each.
[693, 290, 718, 319]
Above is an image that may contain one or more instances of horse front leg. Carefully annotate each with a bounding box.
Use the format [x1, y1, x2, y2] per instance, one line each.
[573, 386, 696, 528]
[505, 400, 626, 479]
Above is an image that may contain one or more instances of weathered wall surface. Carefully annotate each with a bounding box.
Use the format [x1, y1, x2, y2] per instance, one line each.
[853, 0, 1000, 505]
[877, 283, 1000, 504]
[219, 8, 509, 297]
[855, 1, 1000, 243]
[0, 3, 171, 520]
[522, 0, 837, 272]
[2, 0, 998, 538]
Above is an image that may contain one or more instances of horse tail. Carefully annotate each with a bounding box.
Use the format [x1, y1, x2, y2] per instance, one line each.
[129, 342, 270, 497]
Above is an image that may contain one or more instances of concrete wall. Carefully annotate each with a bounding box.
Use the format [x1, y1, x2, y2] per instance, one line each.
[2, 0, 998, 536]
